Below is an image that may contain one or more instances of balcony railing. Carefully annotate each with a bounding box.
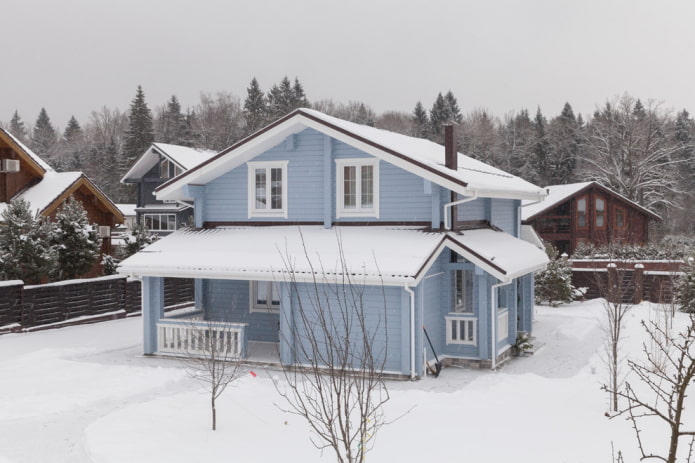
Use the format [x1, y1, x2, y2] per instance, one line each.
[156, 311, 247, 358]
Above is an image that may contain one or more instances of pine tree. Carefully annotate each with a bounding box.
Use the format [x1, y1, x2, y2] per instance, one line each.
[429, 92, 449, 142]
[546, 102, 579, 184]
[49, 197, 100, 280]
[63, 116, 82, 143]
[532, 107, 551, 185]
[267, 76, 295, 120]
[411, 101, 429, 138]
[32, 108, 58, 157]
[444, 90, 463, 124]
[292, 77, 309, 108]
[60, 116, 85, 171]
[243, 77, 268, 135]
[123, 86, 154, 170]
[0, 199, 55, 284]
[534, 243, 575, 307]
[159, 95, 186, 144]
[9, 110, 28, 143]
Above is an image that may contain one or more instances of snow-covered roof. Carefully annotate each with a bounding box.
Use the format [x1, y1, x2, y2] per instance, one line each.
[156, 109, 547, 202]
[121, 143, 217, 183]
[0, 171, 82, 218]
[0, 172, 124, 223]
[118, 226, 548, 285]
[116, 203, 137, 217]
[0, 127, 53, 174]
[446, 228, 549, 281]
[520, 181, 660, 221]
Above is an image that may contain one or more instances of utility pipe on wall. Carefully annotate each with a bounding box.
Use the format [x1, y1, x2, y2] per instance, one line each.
[404, 285, 416, 380]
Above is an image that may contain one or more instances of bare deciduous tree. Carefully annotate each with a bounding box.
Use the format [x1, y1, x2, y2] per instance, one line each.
[608, 314, 695, 463]
[598, 263, 633, 412]
[182, 316, 244, 431]
[273, 237, 391, 463]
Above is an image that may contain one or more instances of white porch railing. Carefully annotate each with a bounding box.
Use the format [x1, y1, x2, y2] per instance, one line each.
[497, 309, 509, 342]
[156, 311, 247, 358]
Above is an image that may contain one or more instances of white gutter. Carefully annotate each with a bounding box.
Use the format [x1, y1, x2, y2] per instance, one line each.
[490, 279, 513, 370]
[443, 193, 478, 230]
[404, 285, 416, 380]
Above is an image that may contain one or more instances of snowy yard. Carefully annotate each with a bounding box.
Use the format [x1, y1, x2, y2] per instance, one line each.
[0, 299, 692, 463]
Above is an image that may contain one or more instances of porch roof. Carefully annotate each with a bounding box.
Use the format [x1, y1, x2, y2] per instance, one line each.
[118, 226, 548, 285]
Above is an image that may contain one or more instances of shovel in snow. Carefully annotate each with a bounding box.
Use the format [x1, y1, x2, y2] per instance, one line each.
[423, 326, 442, 377]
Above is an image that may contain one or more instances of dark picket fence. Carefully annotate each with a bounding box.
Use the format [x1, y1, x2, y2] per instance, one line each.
[0, 276, 193, 332]
[570, 260, 682, 304]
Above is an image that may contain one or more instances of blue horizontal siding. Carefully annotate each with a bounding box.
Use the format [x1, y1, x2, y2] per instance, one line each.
[289, 282, 403, 373]
[203, 279, 279, 342]
[491, 199, 517, 235]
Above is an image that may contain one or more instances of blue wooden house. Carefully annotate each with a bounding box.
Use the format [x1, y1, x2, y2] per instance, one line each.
[118, 109, 548, 378]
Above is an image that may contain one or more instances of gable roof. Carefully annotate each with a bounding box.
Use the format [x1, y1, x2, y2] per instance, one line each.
[0, 127, 52, 177]
[0, 171, 125, 223]
[117, 225, 548, 285]
[121, 143, 217, 183]
[521, 181, 660, 221]
[155, 109, 547, 202]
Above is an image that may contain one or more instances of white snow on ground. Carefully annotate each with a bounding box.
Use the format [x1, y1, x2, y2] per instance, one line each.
[0, 300, 692, 462]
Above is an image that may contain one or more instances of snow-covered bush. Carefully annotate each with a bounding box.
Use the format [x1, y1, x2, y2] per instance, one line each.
[571, 236, 695, 261]
[535, 242, 575, 307]
[121, 223, 158, 258]
[49, 197, 100, 280]
[674, 257, 695, 313]
[0, 199, 55, 284]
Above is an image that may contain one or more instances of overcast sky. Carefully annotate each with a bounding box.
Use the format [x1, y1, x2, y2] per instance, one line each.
[3, 0, 695, 130]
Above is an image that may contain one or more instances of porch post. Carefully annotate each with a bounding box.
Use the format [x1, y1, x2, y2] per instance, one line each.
[475, 268, 489, 361]
[279, 281, 294, 365]
[142, 276, 164, 355]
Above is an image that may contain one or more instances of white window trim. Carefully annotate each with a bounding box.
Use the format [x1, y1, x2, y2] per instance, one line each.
[335, 158, 379, 218]
[445, 315, 477, 345]
[247, 161, 289, 218]
[143, 213, 177, 231]
[249, 281, 280, 314]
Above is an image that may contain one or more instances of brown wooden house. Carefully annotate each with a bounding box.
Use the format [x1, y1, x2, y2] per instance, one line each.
[521, 181, 660, 256]
[0, 127, 125, 264]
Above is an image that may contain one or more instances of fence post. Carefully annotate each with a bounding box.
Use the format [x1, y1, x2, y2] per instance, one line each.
[633, 263, 644, 304]
[607, 263, 618, 304]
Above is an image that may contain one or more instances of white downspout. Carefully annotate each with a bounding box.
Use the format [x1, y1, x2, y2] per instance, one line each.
[404, 285, 416, 380]
[443, 193, 478, 230]
[490, 280, 513, 370]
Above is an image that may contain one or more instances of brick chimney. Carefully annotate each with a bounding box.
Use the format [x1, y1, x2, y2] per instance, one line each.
[444, 124, 457, 171]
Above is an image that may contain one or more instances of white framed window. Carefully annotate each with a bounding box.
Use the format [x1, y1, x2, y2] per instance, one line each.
[497, 310, 509, 342]
[143, 213, 176, 231]
[247, 161, 288, 218]
[335, 158, 379, 218]
[453, 269, 473, 313]
[446, 316, 477, 345]
[160, 159, 170, 178]
[250, 281, 280, 313]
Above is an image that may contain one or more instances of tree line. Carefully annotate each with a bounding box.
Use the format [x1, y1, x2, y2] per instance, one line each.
[3, 79, 694, 236]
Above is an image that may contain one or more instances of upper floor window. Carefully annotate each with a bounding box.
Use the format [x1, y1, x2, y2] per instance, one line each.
[595, 197, 606, 228]
[336, 158, 379, 218]
[577, 197, 587, 228]
[144, 213, 176, 231]
[615, 207, 626, 229]
[247, 161, 288, 218]
[160, 159, 170, 178]
[159, 159, 183, 179]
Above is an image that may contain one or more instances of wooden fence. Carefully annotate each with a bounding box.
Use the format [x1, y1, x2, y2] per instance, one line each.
[0, 276, 193, 332]
[570, 259, 683, 304]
